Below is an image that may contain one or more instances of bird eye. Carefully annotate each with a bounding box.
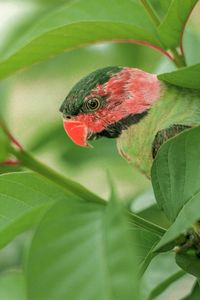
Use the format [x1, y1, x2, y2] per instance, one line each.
[85, 98, 101, 111]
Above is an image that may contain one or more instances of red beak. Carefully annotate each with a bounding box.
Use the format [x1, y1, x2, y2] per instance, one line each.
[63, 120, 90, 147]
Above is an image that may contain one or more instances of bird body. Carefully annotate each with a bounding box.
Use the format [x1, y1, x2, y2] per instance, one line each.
[60, 67, 200, 177]
[117, 85, 200, 176]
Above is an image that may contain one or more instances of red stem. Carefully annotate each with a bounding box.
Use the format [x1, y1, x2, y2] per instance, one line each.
[111, 39, 173, 60]
[63, 38, 174, 62]
[1, 160, 20, 166]
[0, 122, 23, 150]
[6, 130, 23, 150]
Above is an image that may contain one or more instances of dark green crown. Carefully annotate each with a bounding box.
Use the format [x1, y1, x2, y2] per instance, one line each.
[60, 66, 123, 116]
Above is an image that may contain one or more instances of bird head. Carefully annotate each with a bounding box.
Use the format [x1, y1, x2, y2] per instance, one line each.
[60, 66, 162, 147]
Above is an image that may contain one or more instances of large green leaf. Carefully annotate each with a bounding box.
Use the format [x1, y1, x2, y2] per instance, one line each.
[0, 0, 198, 80]
[130, 221, 161, 275]
[0, 172, 77, 248]
[157, 0, 198, 48]
[152, 126, 200, 251]
[152, 126, 200, 222]
[26, 199, 144, 300]
[154, 194, 200, 252]
[33, 0, 73, 5]
[0, 0, 161, 80]
[158, 63, 200, 89]
[149, 0, 172, 19]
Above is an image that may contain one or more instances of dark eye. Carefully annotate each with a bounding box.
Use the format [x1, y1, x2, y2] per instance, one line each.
[85, 98, 101, 111]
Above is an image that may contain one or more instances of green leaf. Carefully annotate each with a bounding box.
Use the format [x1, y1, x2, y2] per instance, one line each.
[0, 0, 161, 80]
[176, 251, 200, 278]
[0, 127, 10, 162]
[34, 0, 73, 5]
[0, 271, 26, 300]
[0, 172, 76, 248]
[154, 199, 200, 252]
[27, 199, 142, 300]
[152, 126, 200, 251]
[128, 212, 165, 274]
[157, 0, 198, 48]
[137, 233, 159, 275]
[0, 164, 22, 175]
[129, 218, 161, 274]
[158, 63, 200, 89]
[152, 126, 200, 222]
[149, 0, 171, 20]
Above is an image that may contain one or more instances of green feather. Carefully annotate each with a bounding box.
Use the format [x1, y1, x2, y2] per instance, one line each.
[117, 83, 200, 178]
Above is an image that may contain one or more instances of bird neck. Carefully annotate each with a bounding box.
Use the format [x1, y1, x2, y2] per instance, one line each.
[117, 82, 200, 178]
[105, 68, 163, 116]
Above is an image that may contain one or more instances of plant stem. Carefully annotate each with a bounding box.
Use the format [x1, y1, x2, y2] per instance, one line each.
[9, 147, 169, 237]
[139, 251, 157, 276]
[171, 48, 186, 68]
[10, 146, 167, 236]
[140, 0, 160, 26]
[0, 120, 23, 150]
[129, 212, 166, 237]
[10, 147, 105, 205]
[140, 0, 187, 68]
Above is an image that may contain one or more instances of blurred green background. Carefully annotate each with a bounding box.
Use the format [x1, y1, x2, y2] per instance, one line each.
[0, 1, 200, 299]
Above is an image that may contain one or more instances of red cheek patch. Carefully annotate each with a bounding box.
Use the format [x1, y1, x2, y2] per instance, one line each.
[63, 120, 89, 147]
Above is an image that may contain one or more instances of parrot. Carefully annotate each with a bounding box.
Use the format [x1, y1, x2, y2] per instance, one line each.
[59, 66, 200, 177]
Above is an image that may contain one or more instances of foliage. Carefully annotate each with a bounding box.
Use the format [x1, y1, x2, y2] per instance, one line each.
[27, 199, 141, 300]
[0, 0, 200, 299]
[152, 126, 200, 252]
[158, 63, 200, 88]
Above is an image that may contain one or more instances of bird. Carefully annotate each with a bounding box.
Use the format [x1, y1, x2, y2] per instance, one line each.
[59, 66, 200, 177]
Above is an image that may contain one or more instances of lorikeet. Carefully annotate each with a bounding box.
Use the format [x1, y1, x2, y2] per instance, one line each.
[60, 66, 200, 177]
